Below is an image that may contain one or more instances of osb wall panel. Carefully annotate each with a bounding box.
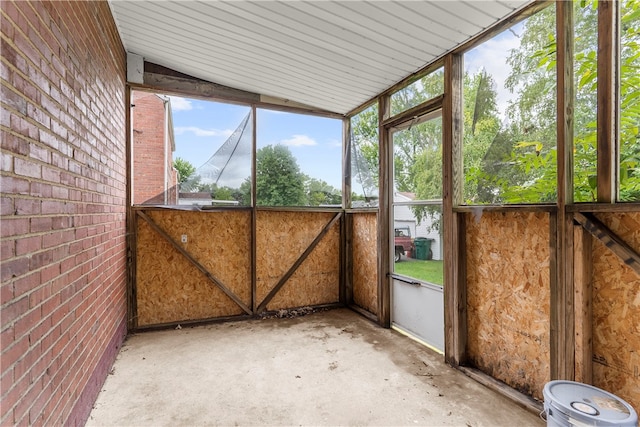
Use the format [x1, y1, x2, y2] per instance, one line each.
[352, 213, 378, 315]
[256, 211, 339, 310]
[592, 212, 640, 411]
[466, 211, 550, 400]
[136, 210, 251, 325]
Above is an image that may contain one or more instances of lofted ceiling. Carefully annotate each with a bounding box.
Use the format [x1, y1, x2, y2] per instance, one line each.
[109, 0, 530, 115]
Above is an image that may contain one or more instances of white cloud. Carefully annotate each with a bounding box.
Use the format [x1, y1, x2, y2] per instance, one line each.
[168, 96, 193, 111]
[174, 126, 234, 137]
[281, 134, 317, 147]
[464, 23, 524, 119]
[329, 138, 342, 148]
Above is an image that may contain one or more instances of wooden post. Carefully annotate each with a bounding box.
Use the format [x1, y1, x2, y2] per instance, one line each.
[378, 96, 391, 328]
[344, 213, 353, 306]
[251, 106, 258, 313]
[343, 117, 352, 210]
[443, 53, 466, 366]
[574, 224, 593, 384]
[553, 0, 575, 380]
[342, 118, 352, 305]
[597, 0, 619, 203]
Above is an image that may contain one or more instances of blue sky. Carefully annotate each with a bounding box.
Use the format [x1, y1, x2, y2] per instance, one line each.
[168, 97, 343, 190]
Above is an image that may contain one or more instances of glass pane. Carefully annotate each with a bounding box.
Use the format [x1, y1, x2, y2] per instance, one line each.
[574, 0, 598, 202]
[390, 67, 444, 117]
[392, 204, 443, 286]
[391, 113, 443, 285]
[619, 0, 640, 201]
[462, 5, 557, 204]
[393, 114, 442, 200]
[171, 97, 251, 206]
[131, 91, 252, 206]
[350, 104, 379, 207]
[256, 109, 342, 207]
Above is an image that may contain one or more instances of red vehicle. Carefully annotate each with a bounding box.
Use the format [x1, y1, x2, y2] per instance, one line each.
[394, 227, 413, 262]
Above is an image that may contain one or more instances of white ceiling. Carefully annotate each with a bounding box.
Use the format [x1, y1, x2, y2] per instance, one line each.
[109, 0, 530, 115]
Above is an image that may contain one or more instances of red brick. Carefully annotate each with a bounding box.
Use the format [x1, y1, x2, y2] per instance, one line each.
[40, 200, 65, 215]
[15, 235, 41, 256]
[14, 197, 41, 215]
[41, 165, 61, 183]
[1, 85, 28, 116]
[0, 151, 14, 172]
[0, 239, 16, 262]
[42, 229, 74, 249]
[1, 217, 30, 237]
[0, 330, 29, 368]
[0, 175, 30, 195]
[0, 197, 15, 216]
[29, 216, 51, 233]
[29, 182, 52, 199]
[2, 1, 128, 425]
[14, 157, 42, 180]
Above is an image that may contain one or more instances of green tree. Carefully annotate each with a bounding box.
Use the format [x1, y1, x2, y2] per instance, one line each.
[173, 157, 196, 185]
[305, 177, 341, 206]
[501, 0, 640, 202]
[173, 157, 202, 192]
[619, 0, 640, 200]
[253, 144, 307, 206]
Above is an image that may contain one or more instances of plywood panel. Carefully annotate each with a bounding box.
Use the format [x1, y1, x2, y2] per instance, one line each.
[136, 210, 251, 325]
[352, 213, 378, 315]
[466, 211, 550, 400]
[592, 212, 640, 411]
[256, 211, 339, 310]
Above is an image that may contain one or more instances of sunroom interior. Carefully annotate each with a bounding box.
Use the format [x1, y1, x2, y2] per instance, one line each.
[2, 0, 639, 425]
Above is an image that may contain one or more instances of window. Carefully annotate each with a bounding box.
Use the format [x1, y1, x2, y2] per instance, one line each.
[574, 0, 599, 202]
[131, 91, 252, 207]
[390, 67, 444, 117]
[462, 5, 558, 204]
[256, 109, 342, 207]
[350, 104, 379, 207]
[619, 0, 640, 201]
[391, 111, 443, 286]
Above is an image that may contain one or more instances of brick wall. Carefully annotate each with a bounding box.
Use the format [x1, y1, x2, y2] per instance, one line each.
[132, 91, 174, 205]
[1, 1, 127, 425]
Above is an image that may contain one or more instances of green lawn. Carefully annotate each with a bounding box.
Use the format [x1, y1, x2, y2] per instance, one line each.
[394, 259, 443, 286]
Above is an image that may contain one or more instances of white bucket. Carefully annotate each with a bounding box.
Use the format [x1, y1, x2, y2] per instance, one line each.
[543, 381, 638, 427]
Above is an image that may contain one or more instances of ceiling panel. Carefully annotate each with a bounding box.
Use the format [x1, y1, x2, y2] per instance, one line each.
[109, 0, 531, 115]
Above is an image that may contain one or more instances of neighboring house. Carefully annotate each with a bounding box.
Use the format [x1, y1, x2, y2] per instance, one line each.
[132, 91, 178, 205]
[394, 191, 442, 261]
[178, 192, 212, 206]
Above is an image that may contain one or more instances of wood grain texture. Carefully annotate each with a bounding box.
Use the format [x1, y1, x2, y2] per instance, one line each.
[135, 210, 251, 325]
[352, 213, 378, 315]
[574, 226, 593, 384]
[554, 0, 576, 381]
[466, 211, 551, 400]
[591, 212, 640, 411]
[443, 53, 465, 366]
[575, 212, 640, 275]
[256, 211, 339, 311]
[597, 0, 617, 202]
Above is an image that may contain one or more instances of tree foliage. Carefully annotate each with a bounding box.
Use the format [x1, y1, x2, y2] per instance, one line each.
[350, 1, 639, 209]
[173, 157, 196, 185]
[502, 0, 640, 202]
[243, 144, 342, 207]
[252, 144, 307, 206]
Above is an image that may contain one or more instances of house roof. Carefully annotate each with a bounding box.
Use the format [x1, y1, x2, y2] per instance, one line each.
[108, 0, 530, 115]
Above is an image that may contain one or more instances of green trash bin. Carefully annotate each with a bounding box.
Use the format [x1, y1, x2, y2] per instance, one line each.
[414, 237, 433, 260]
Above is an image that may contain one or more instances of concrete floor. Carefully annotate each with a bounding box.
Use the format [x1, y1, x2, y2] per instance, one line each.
[87, 308, 543, 426]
